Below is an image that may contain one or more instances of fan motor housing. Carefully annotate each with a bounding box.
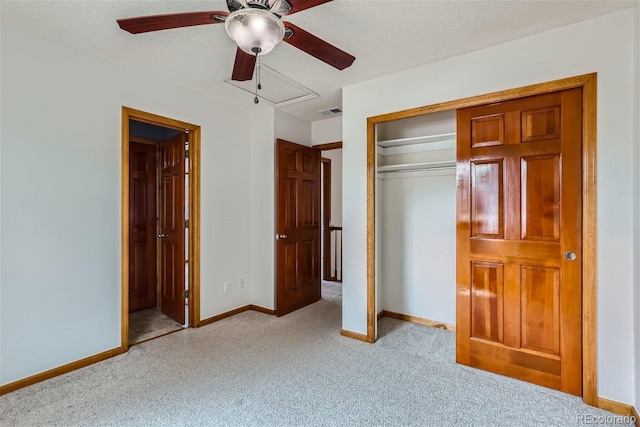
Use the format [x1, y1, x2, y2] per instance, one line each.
[228, 0, 282, 12]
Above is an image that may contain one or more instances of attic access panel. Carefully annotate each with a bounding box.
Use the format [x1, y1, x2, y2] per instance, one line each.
[223, 64, 317, 107]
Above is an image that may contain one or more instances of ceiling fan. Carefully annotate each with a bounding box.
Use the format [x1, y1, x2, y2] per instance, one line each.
[117, 0, 356, 83]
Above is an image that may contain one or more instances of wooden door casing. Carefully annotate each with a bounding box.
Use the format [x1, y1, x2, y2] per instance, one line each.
[160, 133, 186, 325]
[276, 139, 321, 317]
[128, 141, 158, 312]
[322, 158, 332, 281]
[456, 88, 583, 395]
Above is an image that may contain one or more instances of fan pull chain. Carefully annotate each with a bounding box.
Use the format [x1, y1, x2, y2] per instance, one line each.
[252, 47, 262, 104]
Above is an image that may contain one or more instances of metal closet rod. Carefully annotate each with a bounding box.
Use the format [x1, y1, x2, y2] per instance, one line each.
[378, 166, 456, 174]
[377, 162, 457, 174]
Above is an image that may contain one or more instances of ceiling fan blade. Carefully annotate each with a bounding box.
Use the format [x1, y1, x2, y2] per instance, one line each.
[232, 48, 257, 81]
[117, 11, 228, 34]
[283, 23, 355, 70]
[282, 0, 332, 15]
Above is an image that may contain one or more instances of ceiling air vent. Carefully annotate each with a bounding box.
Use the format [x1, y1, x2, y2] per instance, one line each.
[319, 107, 342, 116]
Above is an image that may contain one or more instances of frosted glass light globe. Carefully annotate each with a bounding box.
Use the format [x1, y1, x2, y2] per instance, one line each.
[225, 9, 285, 55]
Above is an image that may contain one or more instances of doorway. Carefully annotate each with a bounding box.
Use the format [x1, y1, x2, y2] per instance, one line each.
[121, 107, 202, 352]
[128, 124, 185, 345]
[319, 143, 343, 304]
[365, 74, 597, 405]
[273, 139, 344, 316]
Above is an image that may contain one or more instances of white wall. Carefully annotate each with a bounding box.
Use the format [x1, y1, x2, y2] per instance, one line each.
[634, 1, 640, 414]
[0, 44, 3, 379]
[312, 116, 342, 146]
[342, 9, 638, 405]
[379, 171, 456, 325]
[0, 26, 264, 385]
[275, 109, 311, 147]
[249, 109, 276, 309]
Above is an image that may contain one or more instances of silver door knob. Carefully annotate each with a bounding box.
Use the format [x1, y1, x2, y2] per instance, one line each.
[275, 234, 288, 240]
[157, 233, 167, 238]
[563, 251, 577, 261]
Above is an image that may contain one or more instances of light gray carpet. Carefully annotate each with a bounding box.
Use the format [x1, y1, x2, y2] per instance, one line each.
[0, 288, 633, 426]
[321, 280, 342, 304]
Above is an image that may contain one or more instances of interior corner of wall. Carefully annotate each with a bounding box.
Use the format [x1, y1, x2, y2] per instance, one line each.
[635, 1, 640, 410]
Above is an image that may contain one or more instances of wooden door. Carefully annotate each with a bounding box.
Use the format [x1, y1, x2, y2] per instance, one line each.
[456, 89, 583, 395]
[276, 139, 321, 316]
[160, 133, 186, 324]
[129, 141, 157, 312]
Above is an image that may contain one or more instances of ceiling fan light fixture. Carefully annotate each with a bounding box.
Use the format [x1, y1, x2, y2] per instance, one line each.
[225, 9, 285, 56]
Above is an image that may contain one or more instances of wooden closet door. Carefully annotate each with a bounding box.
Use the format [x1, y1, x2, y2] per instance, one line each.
[456, 89, 583, 395]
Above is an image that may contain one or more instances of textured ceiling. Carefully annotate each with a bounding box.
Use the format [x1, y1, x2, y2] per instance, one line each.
[1, 0, 635, 122]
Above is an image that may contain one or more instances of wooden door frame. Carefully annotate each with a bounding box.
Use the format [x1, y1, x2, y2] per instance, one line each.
[365, 73, 597, 405]
[321, 157, 332, 281]
[121, 107, 202, 353]
[314, 141, 343, 282]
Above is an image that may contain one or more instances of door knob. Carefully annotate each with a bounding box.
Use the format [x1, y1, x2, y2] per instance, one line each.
[563, 251, 577, 261]
[275, 234, 288, 240]
[157, 233, 167, 238]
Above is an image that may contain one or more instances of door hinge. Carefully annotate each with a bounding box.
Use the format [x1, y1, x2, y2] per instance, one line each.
[184, 290, 189, 299]
[185, 149, 189, 159]
[184, 219, 189, 228]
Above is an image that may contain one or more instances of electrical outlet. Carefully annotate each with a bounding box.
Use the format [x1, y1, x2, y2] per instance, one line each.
[224, 281, 230, 293]
[240, 278, 245, 288]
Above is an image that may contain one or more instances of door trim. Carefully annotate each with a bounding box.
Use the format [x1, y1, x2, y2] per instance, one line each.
[313, 141, 343, 150]
[322, 157, 332, 281]
[365, 73, 597, 405]
[121, 107, 202, 353]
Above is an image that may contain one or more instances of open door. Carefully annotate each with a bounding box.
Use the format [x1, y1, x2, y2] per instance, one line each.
[275, 139, 321, 316]
[456, 89, 583, 395]
[129, 141, 158, 312]
[159, 133, 186, 324]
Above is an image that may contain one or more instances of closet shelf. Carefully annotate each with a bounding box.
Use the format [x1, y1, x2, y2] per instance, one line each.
[377, 160, 456, 174]
[377, 132, 456, 148]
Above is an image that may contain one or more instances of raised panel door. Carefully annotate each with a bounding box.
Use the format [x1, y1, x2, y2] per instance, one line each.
[457, 89, 582, 395]
[159, 133, 186, 325]
[276, 139, 321, 316]
[128, 142, 157, 312]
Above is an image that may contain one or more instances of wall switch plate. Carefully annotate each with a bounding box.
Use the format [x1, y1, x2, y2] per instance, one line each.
[240, 278, 245, 288]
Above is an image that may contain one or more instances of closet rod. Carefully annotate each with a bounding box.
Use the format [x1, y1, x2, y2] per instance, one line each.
[377, 165, 456, 174]
[377, 160, 456, 174]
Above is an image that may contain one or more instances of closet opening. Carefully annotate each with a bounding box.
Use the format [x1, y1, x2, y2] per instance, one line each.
[364, 73, 597, 404]
[373, 110, 457, 337]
